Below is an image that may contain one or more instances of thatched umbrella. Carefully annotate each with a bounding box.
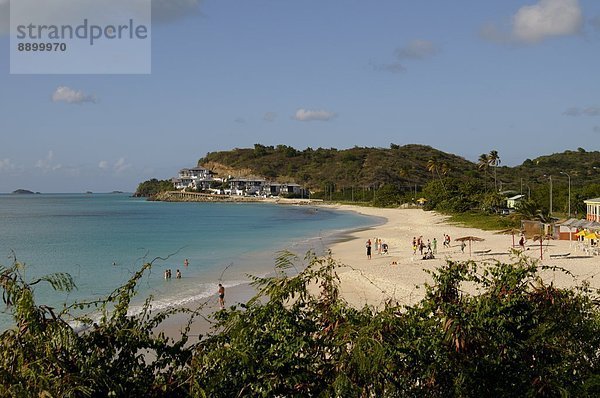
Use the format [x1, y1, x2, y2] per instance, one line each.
[455, 236, 485, 257]
[533, 234, 554, 260]
[496, 228, 523, 247]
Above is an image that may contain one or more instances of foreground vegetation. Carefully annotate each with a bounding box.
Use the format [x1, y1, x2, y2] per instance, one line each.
[2, 251, 600, 396]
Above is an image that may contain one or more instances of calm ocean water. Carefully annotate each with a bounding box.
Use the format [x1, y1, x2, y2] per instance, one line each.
[0, 193, 377, 330]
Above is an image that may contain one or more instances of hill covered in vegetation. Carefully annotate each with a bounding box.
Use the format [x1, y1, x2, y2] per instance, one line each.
[199, 143, 477, 194]
[196, 144, 600, 213]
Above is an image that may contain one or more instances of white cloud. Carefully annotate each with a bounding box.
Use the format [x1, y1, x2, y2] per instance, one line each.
[52, 86, 96, 104]
[481, 0, 583, 44]
[35, 150, 62, 172]
[0, 158, 15, 172]
[292, 108, 337, 122]
[513, 0, 582, 43]
[395, 39, 439, 60]
[99, 158, 131, 173]
[113, 157, 131, 173]
[263, 112, 277, 122]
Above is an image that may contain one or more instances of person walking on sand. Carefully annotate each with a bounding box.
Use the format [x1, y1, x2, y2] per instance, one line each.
[519, 235, 526, 250]
[366, 239, 372, 259]
[218, 283, 225, 309]
[461, 241, 466, 253]
[432, 237, 437, 254]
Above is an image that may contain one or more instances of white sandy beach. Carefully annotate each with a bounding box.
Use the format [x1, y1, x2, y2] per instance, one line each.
[160, 205, 600, 338]
[326, 206, 600, 310]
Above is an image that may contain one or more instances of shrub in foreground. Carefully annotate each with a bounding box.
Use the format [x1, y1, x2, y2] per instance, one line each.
[1, 252, 600, 396]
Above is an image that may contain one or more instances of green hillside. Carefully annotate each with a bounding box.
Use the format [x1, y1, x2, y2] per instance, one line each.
[199, 143, 478, 193]
[195, 144, 600, 214]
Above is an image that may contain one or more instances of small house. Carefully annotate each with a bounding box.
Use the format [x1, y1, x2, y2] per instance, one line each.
[506, 194, 525, 209]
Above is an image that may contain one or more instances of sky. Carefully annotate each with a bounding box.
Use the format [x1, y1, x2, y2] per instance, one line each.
[1, 0, 600, 193]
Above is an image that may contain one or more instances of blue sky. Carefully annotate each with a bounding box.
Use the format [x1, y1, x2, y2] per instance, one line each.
[1, 0, 600, 192]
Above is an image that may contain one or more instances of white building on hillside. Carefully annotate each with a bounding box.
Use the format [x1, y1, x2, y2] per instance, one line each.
[172, 167, 219, 190]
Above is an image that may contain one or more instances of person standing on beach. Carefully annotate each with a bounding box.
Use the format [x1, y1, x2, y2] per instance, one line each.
[218, 283, 225, 309]
[519, 235, 526, 250]
[432, 237, 437, 254]
[366, 239, 372, 259]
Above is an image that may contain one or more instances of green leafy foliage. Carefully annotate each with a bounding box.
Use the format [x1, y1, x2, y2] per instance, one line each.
[0, 258, 195, 397]
[135, 178, 174, 197]
[3, 252, 600, 396]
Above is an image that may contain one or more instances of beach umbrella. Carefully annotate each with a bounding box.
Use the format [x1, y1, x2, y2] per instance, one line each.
[533, 234, 554, 260]
[496, 228, 523, 247]
[575, 230, 587, 237]
[455, 236, 485, 257]
[584, 232, 598, 240]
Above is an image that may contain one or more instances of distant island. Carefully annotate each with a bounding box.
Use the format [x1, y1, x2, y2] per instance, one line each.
[11, 189, 36, 195]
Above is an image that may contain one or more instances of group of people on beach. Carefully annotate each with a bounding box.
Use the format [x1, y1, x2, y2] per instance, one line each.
[364, 233, 462, 263]
[412, 236, 437, 260]
[365, 238, 389, 259]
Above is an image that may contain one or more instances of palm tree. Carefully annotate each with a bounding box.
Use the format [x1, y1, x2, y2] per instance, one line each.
[426, 159, 438, 180]
[478, 153, 490, 191]
[488, 150, 501, 192]
[427, 159, 446, 192]
[440, 162, 450, 176]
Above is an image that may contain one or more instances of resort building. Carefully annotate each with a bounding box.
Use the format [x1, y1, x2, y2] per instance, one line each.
[171, 165, 306, 197]
[267, 183, 305, 197]
[225, 179, 306, 197]
[585, 198, 600, 222]
[171, 167, 219, 190]
[227, 178, 266, 196]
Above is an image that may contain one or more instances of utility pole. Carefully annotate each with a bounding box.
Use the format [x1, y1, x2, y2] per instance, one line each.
[560, 171, 571, 218]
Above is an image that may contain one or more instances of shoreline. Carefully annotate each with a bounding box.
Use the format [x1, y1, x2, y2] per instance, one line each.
[160, 204, 600, 338]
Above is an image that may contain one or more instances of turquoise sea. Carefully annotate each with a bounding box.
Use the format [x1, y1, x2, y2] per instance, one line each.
[0, 193, 377, 330]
